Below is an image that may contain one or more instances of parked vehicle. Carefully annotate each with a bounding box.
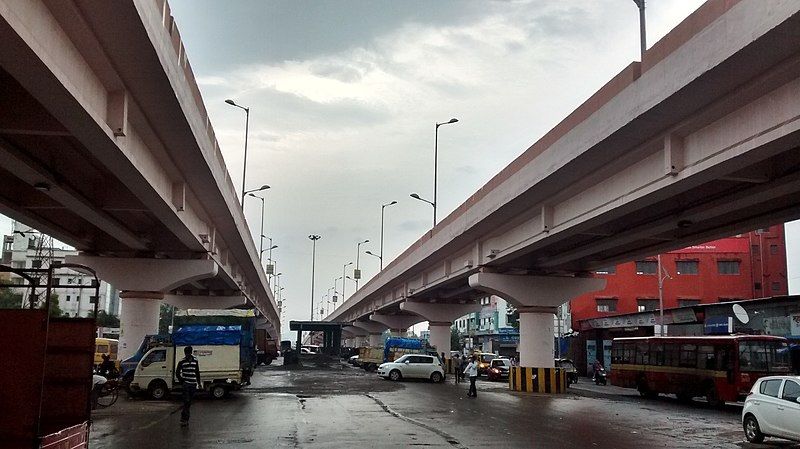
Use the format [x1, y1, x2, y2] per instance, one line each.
[120, 333, 171, 388]
[611, 336, 790, 406]
[348, 355, 360, 366]
[359, 337, 436, 372]
[487, 358, 511, 381]
[742, 375, 800, 443]
[556, 358, 579, 385]
[129, 325, 249, 400]
[378, 354, 445, 383]
[255, 328, 278, 365]
[94, 338, 119, 370]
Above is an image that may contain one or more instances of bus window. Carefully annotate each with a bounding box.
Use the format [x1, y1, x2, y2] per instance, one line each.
[739, 340, 790, 372]
[697, 345, 716, 370]
[622, 342, 634, 364]
[679, 344, 697, 368]
[651, 343, 664, 366]
[664, 343, 680, 367]
[635, 341, 648, 365]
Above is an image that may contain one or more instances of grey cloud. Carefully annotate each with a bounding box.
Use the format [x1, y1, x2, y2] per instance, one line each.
[398, 219, 429, 233]
[309, 62, 366, 83]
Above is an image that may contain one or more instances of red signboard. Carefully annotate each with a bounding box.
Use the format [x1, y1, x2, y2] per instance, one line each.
[669, 237, 749, 254]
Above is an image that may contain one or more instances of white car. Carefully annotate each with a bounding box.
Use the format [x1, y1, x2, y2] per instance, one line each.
[378, 354, 445, 383]
[742, 375, 800, 443]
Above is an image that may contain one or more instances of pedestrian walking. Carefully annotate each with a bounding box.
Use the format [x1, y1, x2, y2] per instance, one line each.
[176, 346, 201, 427]
[464, 355, 478, 398]
[453, 354, 461, 384]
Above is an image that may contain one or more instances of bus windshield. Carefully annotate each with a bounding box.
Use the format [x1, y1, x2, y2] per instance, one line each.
[738, 340, 790, 373]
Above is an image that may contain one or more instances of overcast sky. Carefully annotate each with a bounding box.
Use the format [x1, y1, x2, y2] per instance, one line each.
[2, 1, 797, 339]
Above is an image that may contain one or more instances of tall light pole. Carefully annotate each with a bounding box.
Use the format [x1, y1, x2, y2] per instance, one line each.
[225, 99, 251, 210]
[355, 239, 369, 290]
[365, 250, 381, 266]
[433, 118, 458, 226]
[410, 193, 435, 227]
[341, 262, 353, 301]
[657, 254, 672, 336]
[244, 184, 269, 255]
[633, 0, 647, 60]
[308, 234, 321, 320]
[380, 201, 397, 271]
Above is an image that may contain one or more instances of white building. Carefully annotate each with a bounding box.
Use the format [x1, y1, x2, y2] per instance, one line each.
[2, 222, 118, 317]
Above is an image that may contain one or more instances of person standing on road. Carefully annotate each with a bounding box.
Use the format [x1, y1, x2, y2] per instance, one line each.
[453, 354, 461, 384]
[176, 346, 201, 427]
[464, 355, 478, 398]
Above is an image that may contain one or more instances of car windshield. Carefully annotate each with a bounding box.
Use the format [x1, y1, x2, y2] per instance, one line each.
[481, 354, 496, 363]
[491, 359, 510, 368]
[738, 340, 790, 373]
[395, 355, 409, 363]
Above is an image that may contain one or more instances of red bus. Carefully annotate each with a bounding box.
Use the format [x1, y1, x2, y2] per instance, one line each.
[610, 335, 790, 406]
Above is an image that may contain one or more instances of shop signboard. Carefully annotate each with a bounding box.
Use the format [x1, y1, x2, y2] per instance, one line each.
[790, 314, 800, 337]
[704, 316, 733, 334]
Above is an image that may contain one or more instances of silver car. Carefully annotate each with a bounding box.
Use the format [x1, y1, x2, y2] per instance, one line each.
[742, 375, 800, 443]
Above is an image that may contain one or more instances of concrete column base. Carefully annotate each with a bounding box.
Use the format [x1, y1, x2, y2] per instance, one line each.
[519, 309, 556, 368]
[119, 292, 163, 360]
[509, 366, 567, 393]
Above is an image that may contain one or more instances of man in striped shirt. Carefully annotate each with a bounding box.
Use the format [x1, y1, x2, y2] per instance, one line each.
[176, 346, 201, 427]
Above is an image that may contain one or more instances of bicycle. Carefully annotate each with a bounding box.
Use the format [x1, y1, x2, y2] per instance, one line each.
[95, 378, 119, 408]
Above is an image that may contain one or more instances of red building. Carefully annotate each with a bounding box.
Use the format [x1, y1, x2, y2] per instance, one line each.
[570, 225, 789, 329]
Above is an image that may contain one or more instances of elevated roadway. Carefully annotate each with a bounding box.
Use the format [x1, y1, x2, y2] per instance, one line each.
[0, 0, 279, 356]
[329, 0, 800, 372]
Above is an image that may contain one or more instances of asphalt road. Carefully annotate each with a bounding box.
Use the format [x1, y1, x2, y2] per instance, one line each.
[89, 360, 800, 449]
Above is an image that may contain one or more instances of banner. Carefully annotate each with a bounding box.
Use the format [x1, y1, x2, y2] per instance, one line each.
[669, 237, 748, 254]
[791, 314, 800, 336]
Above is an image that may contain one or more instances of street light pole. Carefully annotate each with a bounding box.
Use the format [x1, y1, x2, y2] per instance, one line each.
[355, 239, 369, 290]
[410, 193, 435, 228]
[380, 201, 397, 271]
[308, 234, 321, 321]
[248, 193, 265, 261]
[342, 262, 353, 301]
[633, 0, 647, 60]
[225, 99, 251, 210]
[433, 118, 458, 226]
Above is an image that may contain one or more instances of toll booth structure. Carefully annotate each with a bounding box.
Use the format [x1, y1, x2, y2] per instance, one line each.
[289, 321, 345, 356]
[0, 263, 100, 449]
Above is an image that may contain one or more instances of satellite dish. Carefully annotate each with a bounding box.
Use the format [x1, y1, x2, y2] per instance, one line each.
[732, 304, 750, 324]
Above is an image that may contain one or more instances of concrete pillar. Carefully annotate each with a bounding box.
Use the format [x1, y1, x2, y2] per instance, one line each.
[428, 322, 451, 356]
[468, 272, 605, 393]
[518, 308, 556, 367]
[119, 292, 163, 360]
[369, 333, 384, 347]
[369, 313, 423, 331]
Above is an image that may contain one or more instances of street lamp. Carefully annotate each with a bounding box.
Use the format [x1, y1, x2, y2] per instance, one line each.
[225, 99, 251, 210]
[333, 276, 343, 303]
[245, 187, 269, 260]
[365, 250, 381, 267]
[410, 193, 435, 227]
[380, 201, 397, 271]
[433, 117, 458, 226]
[342, 262, 353, 301]
[355, 239, 369, 290]
[633, 0, 647, 59]
[308, 234, 321, 320]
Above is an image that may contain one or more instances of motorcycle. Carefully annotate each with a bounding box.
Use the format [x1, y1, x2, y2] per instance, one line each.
[593, 367, 608, 385]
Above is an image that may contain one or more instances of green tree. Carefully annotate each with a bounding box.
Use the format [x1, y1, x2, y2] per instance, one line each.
[0, 286, 23, 309]
[158, 303, 174, 334]
[47, 293, 64, 317]
[450, 327, 463, 351]
[89, 310, 120, 327]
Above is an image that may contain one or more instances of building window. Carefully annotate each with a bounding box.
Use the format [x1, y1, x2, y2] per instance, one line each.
[66, 295, 71, 302]
[637, 299, 659, 312]
[771, 282, 781, 292]
[676, 260, 699, 275]
[596, 298, 617, 312]
[89, 296, 98, 304]
[717, 260, 740, 275]
[754, 282, 762, 291]
[770, 244, 779, 255]
[635, 261, 657, 275]
[678, 299, 700, 307]
[31, 260, 42, 269]
[594, 266, 616, 275]
[751, 244, 760, 254]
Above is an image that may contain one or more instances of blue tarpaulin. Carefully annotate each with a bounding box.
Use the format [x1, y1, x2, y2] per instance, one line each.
[173, 325, 242, 346]
[383, 337, 425, 362]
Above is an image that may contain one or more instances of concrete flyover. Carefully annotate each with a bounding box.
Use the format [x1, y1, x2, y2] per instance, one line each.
[0, 0, 279, 357]
[328, 0, 800, 381]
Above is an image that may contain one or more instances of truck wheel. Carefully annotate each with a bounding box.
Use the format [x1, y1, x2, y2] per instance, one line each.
[210, 384, 227, 399]
[148, 380, 168, 400]
[430, 372, 443, 383]
[389, 370, 402, 381]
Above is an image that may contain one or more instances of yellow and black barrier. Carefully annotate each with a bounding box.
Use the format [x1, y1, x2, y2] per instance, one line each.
[509, 366, 567, 393]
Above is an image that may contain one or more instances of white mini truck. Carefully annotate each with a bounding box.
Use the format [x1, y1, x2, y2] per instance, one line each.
[130, 325, 249, 400]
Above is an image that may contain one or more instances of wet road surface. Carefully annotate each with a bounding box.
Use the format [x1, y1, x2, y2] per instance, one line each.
[90, 360, 800, 448]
